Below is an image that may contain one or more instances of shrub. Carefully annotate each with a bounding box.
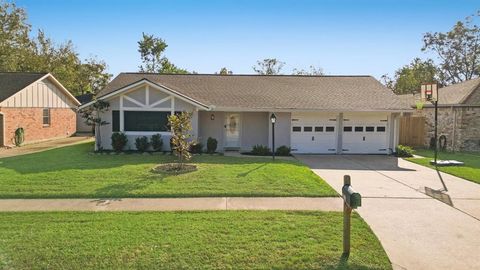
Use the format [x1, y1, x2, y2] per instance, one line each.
[206, 137, 218, 154]
[111, 132, 128, 152]
[190, 142, 203, 154]
[14, 127, 25, 146]
[251, 144, 271, 156]
[275, 145, 291, 156]
[395, 145, 415, 157]
[151, 134, 163, 151]
[135, 136, 149, 152]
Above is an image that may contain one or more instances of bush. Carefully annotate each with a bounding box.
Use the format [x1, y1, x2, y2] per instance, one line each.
[190, 142, 203, 154]
[251, 144, 271, 156]
[151, 134, 163, 151]
[111, 132, 128, 152]
[395, 145, 415, 157]
[135, 136, 149, 152]
[14, 127, 25, 146]
[275, 145, 291, 156]
[207, 137, 218, 154]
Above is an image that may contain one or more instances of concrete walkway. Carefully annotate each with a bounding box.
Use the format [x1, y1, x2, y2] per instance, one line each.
[0, 197, 342, 212]
[0, 136, 93, 158]
[297, 155, 480, 270]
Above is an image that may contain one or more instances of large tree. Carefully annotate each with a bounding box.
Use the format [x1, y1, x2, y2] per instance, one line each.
[252, 58, 285, 75]
[382, 58, 438, 94]
[0, 0, 111, 95]
[422, 12, 480, 84]
[138, 33, 188, 74]
[0, 0, 31, 71]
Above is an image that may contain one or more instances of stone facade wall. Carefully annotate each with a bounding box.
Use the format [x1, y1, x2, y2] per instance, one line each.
[0, 107, 76, 146]
[412, 106, 480, 151]
[459, 107, 480, 151]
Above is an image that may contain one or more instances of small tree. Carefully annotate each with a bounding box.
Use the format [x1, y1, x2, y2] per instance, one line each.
[79, 100, 110, 151]
[168, 111, 195, 169]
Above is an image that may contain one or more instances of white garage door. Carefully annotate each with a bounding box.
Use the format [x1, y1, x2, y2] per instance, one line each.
[291, 112, 337, 154]
[342, 113, 389, 154]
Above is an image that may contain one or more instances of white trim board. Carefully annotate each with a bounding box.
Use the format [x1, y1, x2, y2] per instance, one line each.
[79, 79, 210, 110]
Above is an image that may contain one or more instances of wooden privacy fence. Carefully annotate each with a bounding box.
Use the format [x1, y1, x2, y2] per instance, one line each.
[399, 116, 425, 147]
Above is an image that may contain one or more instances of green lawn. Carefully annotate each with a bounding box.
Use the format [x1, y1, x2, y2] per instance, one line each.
[407, 149, 480, 184]
[0, 211, 391, 270]
[0, 142, 337, 198]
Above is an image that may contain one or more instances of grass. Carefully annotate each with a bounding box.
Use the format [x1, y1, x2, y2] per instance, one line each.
[407, 149, 480, 184]
[0, 211, 391, 270]
[0, 142, 337, 198]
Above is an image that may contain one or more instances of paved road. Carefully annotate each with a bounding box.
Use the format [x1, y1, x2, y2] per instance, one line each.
[0, 136, 93, 158]
[0, 197, 342, 212]
[297, 155, 480, 270]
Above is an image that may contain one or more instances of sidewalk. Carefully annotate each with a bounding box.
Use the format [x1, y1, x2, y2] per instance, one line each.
[0, 197, 343, 212]
[0, 136, 93, 159]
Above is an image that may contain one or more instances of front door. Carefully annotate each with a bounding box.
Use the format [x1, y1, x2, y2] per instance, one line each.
[224, 113, 240, 148]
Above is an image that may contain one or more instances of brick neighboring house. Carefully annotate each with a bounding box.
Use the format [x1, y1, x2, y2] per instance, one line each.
[398, 78, 480, 151]
[0, 72, 80, 147]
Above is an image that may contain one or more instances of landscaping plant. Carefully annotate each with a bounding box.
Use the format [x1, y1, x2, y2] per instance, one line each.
[190, 142, 203, 154]
[14, 127, 25, 146]
[168, 111, 195, 169]
[206, 137, 218, 154]
[395, 145, 415, 157]
[275, 145, 291, 156]
[251, 145, 271, 156]
[111, 132, 128, 152]
[151, 134, 163, 151]
[135, 136, 149, 152]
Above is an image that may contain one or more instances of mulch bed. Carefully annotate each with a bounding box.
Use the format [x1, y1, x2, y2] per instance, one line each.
[151, 163, 197, 175]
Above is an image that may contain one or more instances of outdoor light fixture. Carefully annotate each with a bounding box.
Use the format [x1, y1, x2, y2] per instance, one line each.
[210, 114, 215, 120]
[270, 113, 277, 124]
[270, 113, 277, 160]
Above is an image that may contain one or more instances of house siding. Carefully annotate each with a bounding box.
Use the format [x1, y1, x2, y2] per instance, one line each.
[268, 112, 291, 151]
[97, 85, 198, 151]
[0, 107, 76, 146]
[198, 111, 225, 150]
[411, 106, 480, 151]
[241, 112, 269, 151]
[0, 78, 76, 108]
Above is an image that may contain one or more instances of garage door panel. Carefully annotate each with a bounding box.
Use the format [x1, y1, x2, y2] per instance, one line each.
[342, 113, 389, 154]
[291, 112, 337, 154]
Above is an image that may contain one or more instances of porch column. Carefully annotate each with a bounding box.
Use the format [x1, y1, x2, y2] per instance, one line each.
[336, 112, 343, 154]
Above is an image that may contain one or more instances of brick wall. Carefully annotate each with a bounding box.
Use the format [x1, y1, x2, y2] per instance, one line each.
[0, 107, 76, 146]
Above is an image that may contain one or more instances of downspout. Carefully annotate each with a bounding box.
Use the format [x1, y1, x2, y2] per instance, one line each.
[452, 106, 456, 151]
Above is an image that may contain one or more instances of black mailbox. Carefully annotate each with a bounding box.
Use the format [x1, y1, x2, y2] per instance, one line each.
[342, 181, 361, 209]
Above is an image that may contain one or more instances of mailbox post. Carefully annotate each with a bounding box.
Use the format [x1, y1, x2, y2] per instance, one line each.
[342, 175, 361, 256]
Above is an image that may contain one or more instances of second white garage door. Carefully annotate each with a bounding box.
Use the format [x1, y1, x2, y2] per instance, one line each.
[291, 112, 338, 154]
[342, 113, 389, 154]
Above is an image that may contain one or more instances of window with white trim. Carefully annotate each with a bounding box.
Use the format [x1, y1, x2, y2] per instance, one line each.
[42, 108, 50, 126]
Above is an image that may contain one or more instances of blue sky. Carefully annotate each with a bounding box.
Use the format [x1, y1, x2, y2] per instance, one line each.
[15, 0, 480, 79]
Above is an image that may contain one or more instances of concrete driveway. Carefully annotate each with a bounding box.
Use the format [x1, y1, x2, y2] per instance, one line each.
[296, 155, 480, 270]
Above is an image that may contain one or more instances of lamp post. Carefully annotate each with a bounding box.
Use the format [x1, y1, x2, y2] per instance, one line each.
[270, 113, 276, 160]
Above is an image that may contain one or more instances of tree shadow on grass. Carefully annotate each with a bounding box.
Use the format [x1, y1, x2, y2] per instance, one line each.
[92, 179, 157, 198]
[237, 164, 267, 177]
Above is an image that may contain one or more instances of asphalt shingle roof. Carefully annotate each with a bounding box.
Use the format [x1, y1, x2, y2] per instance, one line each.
[99, 73, 410, 111]
[397, 78, 480, 107]
[0, 72, 47, 103]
